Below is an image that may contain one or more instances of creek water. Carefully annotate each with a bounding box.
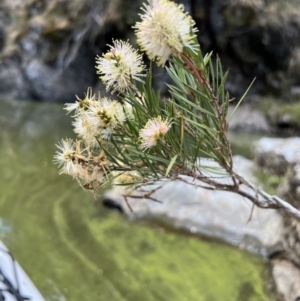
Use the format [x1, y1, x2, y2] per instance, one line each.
[0, 99, 276, 301]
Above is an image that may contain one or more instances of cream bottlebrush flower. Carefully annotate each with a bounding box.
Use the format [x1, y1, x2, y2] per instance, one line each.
[53, 138, 78, 176]
[72, 114, 100, 148]
[86, 98, 127, 139]
[139, 116, 172, 150]
[65, 87, 95, 115]
[75, 148, 110, 190]
[134, 0, 198, 66]
[96, 40, 146, 92]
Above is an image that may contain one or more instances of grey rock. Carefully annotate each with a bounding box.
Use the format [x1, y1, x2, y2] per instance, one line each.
[277, 164, 300, 267]
[253, 137, 300, 166]
[255, 151, 289, 176]
[1, 0, 300, 103]
[196, 0, 300, 97]
[105, 156, 284, 257]
[254, 137, 300, 268]
[278, 165, 300, 208]
[0, 24, 5, 52]
[289, 49, 300, 84]
[272, 259, 300, 301]
[282, 216, 300, 268]
[25, 47, 95, 102]
[0, 61, 32, 100]
[228, 104, 270, 133]
[0, 0, 121, 102]
[290, 86, 300, 99]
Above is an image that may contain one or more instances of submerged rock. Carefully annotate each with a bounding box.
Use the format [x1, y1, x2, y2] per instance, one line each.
[104, 155, 284, 257]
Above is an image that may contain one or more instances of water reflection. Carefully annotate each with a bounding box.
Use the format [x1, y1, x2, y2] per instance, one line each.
[0, 218, 12, 236]
[0, 99, 276, 301]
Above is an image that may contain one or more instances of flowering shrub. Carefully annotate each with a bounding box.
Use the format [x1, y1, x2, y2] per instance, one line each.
[54, 0, 300, 219]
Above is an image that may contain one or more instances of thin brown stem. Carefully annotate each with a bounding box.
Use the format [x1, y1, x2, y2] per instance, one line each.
[185, 171, 300, 221]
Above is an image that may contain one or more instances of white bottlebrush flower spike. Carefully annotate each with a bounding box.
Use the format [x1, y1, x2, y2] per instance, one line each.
[53, 138, 78, 176]
[96, 40, 146, 92]
[139, 116, 172, 150]
[134, 0, 198, 66]
[72, 115, 100, 148]
[64, 87, 95, 115]
[86, 97, 127, 139]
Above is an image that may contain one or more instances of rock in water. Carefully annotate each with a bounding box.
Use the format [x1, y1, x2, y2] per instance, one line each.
[104, 155, 284, 257]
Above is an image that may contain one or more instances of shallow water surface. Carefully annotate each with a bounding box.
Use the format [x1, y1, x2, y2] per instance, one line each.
[0, 99, 276, 301]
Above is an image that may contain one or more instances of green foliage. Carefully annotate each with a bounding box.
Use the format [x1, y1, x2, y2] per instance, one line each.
[255, 169, 286, 196]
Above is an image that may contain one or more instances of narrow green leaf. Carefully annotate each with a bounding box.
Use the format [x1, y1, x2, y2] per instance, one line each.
[168, 87, 216, 118]
[208, 59, 215, 92]
[183, 116, 218, 133]
[203, 51, 214, 66]
[110, 136, 131, 163]
[180, 114, 184, 155]
[165, 155, 178, 177]
[130, 148, 170, 164]
[166, 66, 189, 93]
[141, 151, 159, 177]
[216, 71, 228, 98]
[180, 82, 212, 103]
[228, 78, 256, 122]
